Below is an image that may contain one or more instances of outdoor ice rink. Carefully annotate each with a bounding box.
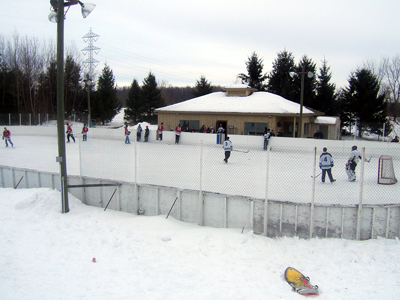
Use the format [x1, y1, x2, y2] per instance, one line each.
[1, 134, 399, 206]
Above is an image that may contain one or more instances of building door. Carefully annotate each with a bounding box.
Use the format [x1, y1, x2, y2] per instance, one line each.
[319, 125, 328, 139]
[216, 121, 227, 143]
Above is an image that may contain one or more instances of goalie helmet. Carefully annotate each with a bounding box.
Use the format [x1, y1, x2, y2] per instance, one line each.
[352, 145, 357, 150]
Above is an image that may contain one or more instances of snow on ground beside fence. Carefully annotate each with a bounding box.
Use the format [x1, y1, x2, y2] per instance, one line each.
[1, 187, 400, 300]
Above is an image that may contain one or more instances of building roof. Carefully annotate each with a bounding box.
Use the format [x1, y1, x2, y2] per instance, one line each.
[314, 116, 338, 125]
[155, 91, 317, 115]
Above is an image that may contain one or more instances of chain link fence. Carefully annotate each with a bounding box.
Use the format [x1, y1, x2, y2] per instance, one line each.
[78, 134, 400, 207]
[0, 113, 87, 126]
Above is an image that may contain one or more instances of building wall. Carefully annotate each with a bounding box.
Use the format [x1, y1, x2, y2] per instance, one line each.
[157, 112, 338, 139]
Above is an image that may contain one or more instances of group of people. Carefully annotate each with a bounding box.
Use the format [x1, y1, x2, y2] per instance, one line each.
[318, 145, 365, 183]
[198, 125, 215, 133]
[65, 123, 89, 143]
[124, 124, 150, 144]
[179, 123, 226, 134]
[263, 127, 284, 150]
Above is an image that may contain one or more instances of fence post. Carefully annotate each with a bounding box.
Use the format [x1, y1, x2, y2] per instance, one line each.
[198, 141, 204, 226]
[134, 133, 139, 212]
[356, 147, 366, 240]
[264, 144, 271, 236]
[19, 113, 21, 126]
[8, 113, 11, 126]
[309, 147, 317, 238]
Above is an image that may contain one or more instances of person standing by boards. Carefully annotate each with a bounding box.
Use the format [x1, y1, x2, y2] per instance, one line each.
[157, 122, 164, 141]
[175, 124, 182, 144]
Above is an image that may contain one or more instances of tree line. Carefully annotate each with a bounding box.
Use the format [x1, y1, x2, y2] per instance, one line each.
[238, 50, 396, 136]
[1, 34, 399, 135]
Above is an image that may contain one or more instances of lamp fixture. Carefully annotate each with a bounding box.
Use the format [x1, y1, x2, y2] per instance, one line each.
[48, 0, 96, 23]
[289, 68, 314, 138]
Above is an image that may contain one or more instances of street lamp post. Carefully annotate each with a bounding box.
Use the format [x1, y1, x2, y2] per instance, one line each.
[290, 67, 313, 138]
[86, 79, 92, 127]
[49, 0, 96, 213]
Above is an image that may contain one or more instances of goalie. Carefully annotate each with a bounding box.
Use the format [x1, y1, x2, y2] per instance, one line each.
[346, 145, 362, 182]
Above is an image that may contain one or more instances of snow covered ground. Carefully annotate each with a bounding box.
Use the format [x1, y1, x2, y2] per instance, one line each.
[1, 122, 400, 299]
[1, 187, 400, 300]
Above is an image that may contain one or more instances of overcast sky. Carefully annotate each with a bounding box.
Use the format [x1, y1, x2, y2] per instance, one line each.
[1, 1, 400, 89]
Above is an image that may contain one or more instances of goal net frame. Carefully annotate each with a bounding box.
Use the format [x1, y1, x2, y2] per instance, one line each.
[378, 155, 397, 185]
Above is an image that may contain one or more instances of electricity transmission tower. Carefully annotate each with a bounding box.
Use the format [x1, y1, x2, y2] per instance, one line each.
[82, 27, 100, 81]
[81, 28, 100, 127]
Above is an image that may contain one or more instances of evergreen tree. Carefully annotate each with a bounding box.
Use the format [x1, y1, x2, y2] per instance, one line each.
[124, 79, 142, 122]
[141, 72, 164, 123]
[315, 58, 337, 115]
[92, 64, 121, 124]
[237, 52, 267, 91]
[336, 88, 355, 135]
[344, 68, 390, 137]
[192, 75, 213, 97]
[64, 55, 83, 115]
[266, 49, 296, 100]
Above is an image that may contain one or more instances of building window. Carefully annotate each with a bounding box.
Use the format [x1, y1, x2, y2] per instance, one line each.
[180, 120, 200, 131]
[244, 122, 268, 135]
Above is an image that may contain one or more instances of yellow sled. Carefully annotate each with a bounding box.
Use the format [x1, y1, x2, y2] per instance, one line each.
[284, 267, 319, 295]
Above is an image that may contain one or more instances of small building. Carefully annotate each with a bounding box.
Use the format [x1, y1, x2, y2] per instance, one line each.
[155, 84, 341, 139]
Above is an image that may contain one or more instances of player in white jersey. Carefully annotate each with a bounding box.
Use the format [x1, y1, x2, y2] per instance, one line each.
[319, 147, 335, 183]
[222, 136, 233, 163]
[346, 145, 362, 181]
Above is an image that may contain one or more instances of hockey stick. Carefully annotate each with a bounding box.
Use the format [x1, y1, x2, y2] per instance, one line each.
[104, 188, 118, 211]
[366, 156, 372, 163]
[311, 172, 321, 178]
[14, 175, 24, 189]
[166, 197, 179, 219]
[232, 149, 250, 153]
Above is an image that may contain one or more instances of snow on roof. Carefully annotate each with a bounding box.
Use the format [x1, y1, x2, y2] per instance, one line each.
[314, 116, 337, 125]
[156, 91, 315, 115]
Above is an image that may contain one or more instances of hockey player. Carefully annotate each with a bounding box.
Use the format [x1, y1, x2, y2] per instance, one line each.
[125, 124, 131, 144]
[175, 124, 182, 144]
[346, 145, 362, 182]
[223, 136, 233, 163]
[2, 127, 14, 147]
[319, 147, 335, 183]
[137, 124, 142, 141]
[81, 124, 89, 141]
[144, 126, 149, 142]
[66, 123, 75, 143]
[157, 122, 164, 141]
[263, 128, 271, 150]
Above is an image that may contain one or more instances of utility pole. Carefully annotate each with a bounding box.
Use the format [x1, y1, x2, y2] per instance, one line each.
[82, 28, 100, 128]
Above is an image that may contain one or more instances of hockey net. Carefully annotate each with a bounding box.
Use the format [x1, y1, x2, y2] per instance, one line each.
[378, 155, 397, 185]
